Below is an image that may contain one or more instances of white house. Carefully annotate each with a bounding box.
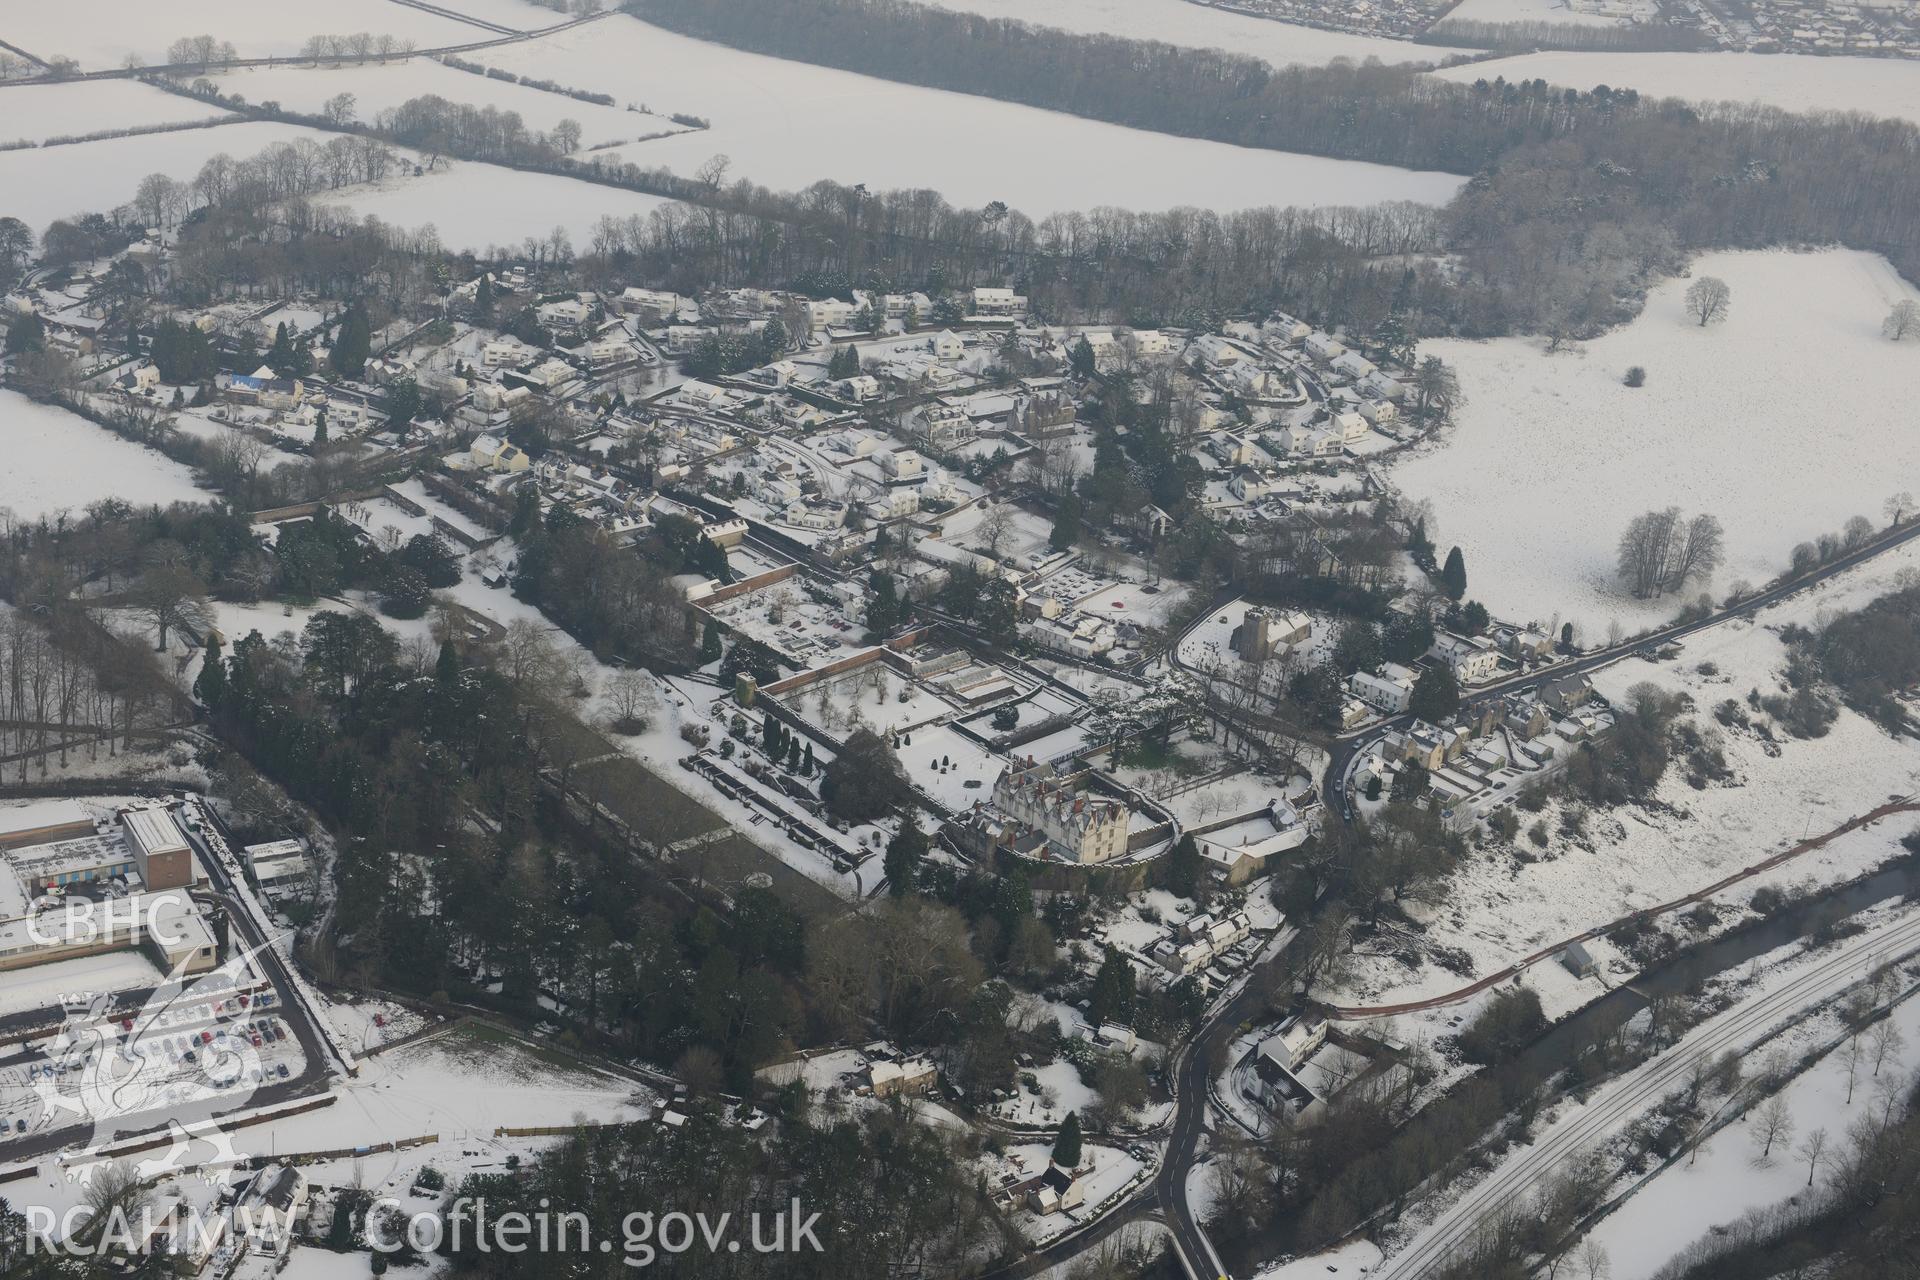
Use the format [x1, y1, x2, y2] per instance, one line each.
[1303, 331, 1347, 362]
[1334, 410, 1370, 443]
[1126, 328, 1175, 357]
[1229, 472, 1277, 503]
[537, 297, 592, 333]
[1429, 632, 1503, 683]
[970, 286, 1027, 317]
[836, 374, 881, 401]
[802, 298, 857, 331]
[1266, 313, 1312, 343]
[1189, 333, 1247, 368]
[1359, 370, 1406, 401]
[525, 357, 577, 390]
[1349, 662, 1416, 713]
[1331, 350, 1378, 380]
[586, 337, 634, 366]
[913, 401, 975, 450]
[878, 449, 925, 479]
[756, 473, 803, 506]
[865, 488, 920, 520]
[1234, 366, 1292, 401]
[481, 339, 530, 369]
[619, 287, 680, 318]
[1358, 398, 1398, 427]
[929, 329, 966, 361]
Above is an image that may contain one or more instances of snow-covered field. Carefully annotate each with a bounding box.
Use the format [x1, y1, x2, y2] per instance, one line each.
[0, 80, 231, 146]
[1335, 528, 1920, 1029]
[1436, 50, 1920, 126]
[210, 59, 684, 148]
[0, 392, 209, 518]
[0, 0, 485, 71]
[889, 0, 1471, 65]
[1441, 0, 1630, 27]
[1581, 987, 1920, 1279]
[476, 13, 1470, 214]
[0, 121, 336, 232]
[1393, 249, 1920, 636]
[318, 158, 672, 253]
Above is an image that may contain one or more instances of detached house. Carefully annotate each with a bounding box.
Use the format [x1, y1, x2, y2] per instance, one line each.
[1349, 662, 1416, 713]
[469, 433, 530, 473]
[1429, 632, 1503, 684]
[1303, 331, 1346, 361]
[1331, 350, 1378, 380]
[970, 286, 1027, 317]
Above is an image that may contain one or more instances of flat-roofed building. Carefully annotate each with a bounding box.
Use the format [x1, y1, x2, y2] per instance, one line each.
[121, 805, 193, 890]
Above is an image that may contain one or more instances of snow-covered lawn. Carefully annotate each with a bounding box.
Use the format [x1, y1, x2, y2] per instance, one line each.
[890, 0, 1470, 66]
[893, 722, 1002, 812]
[0, 0, 483, 70]
[211, 59, 683, 149]
[1580, 988, 1920, 1280]
[1393, 249, 1920, 635]
[786, 663, 949, 737]
[255, 1022, 643, 1155]
[0, 391, 209, 518]
[318, 158, 672, 254]
[1434, 49, 1920, 127]
[0, 121, 337, 232]
[1252, 1236, 1385, 1280]
[0, 80, 231, 146]
[478, 13, 1470, 214]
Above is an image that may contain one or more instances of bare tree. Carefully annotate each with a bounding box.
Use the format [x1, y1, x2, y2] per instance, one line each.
[1207, 1134, 1273, 1228]
[606, 670, 655, 735]
[976, 502, 1017, 562]
[1797, 1126, 1828, 1186]
[1617, 507, 1680, 598]
[1868, 1019, 1905, 1077]
[130, 562, 212, 652]
[1885, 491, 1915, 526]
[1684, 276, 1732, 327]
[1664, 513, 1724, 593]
[1618, 508, 1723, 598]
[1576, 1237, 1610, 1280]
[1751, 1093, 1795, 1163]
[1883, 299, 1920, 341]
[81, 1159, 150, 1233]
[1842, 1033, 1867, 1102]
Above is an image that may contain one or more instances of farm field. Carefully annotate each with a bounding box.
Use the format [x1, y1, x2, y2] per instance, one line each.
[886, 0, 1471, 65]
[1434, 49, 1920, 126]
[318, 159, 673, 253]
[0, 391, 209, 519]
[0, 79, 232, 146]
[0, 0, 486, 71]
[1391, 249, 1920, 637]
[210, 58, 687, 148]
[0, 120, 335, 232]
[1441, 0, 1628, 26]
[476, 12, 1471, 213]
